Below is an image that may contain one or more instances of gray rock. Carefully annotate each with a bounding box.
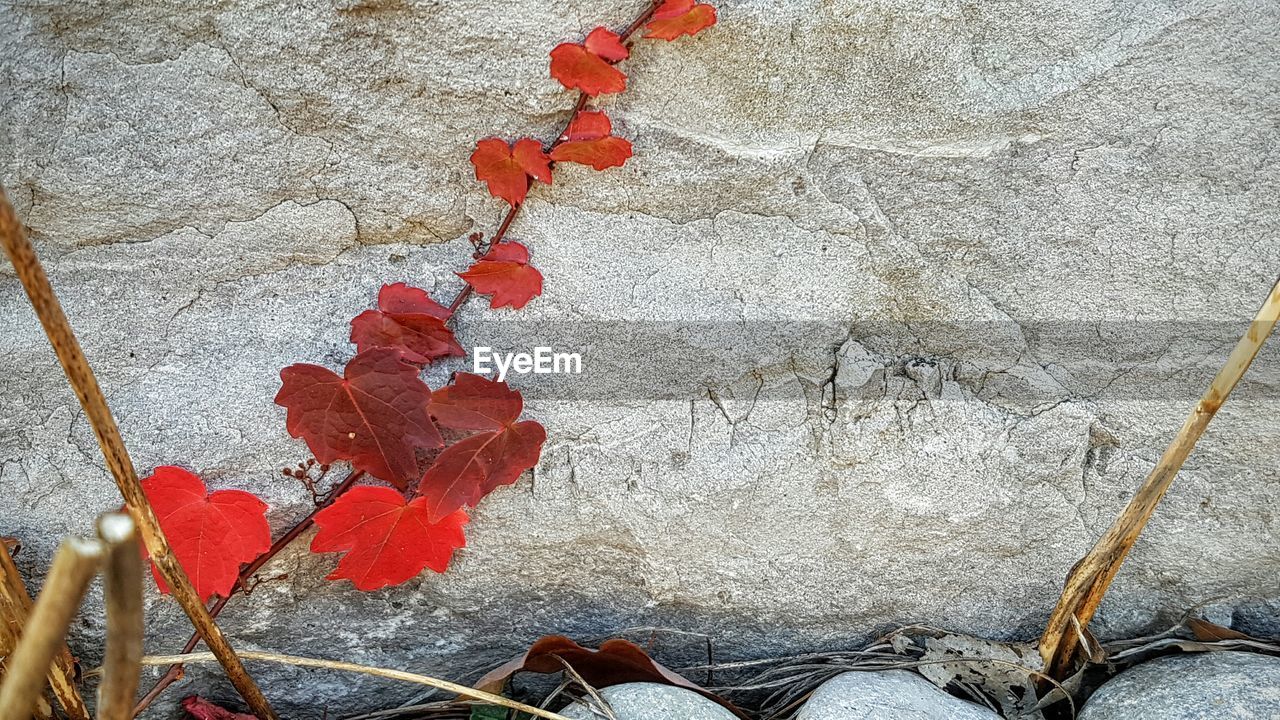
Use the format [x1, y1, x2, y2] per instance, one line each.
[795, 670, 1001, 719]
[3, 0, 1280, 718]
[559, 683, 737, 720]
[1080, 652, 1280, 719]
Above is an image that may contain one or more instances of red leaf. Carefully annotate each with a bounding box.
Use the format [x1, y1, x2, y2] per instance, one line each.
[550, 42, 626, 96]
[562, 111, 615, 141]
[378, 282, 451, 318]
[418, 374, 547, 520]
[551, 138, 633, 171]
[457, 241, 543, 310]
[471, 137, 552, 206]
[645, 0, 717, 40]
[429, 372, 524, 430]
[141, 467, 271, 603]
[311, 486, 468, 591]
[584, 27, 629, 62]
[350, 284, 464, 364]
[276, 349, 442, 488]
[551, 111, 633, 171]
[182, 696, 256, 720]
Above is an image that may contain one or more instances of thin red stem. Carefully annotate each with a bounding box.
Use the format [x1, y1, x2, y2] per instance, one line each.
[131, 470, 365, 716]
[445, 2, 658, 319]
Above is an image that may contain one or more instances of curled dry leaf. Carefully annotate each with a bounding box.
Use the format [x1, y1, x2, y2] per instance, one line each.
[140, 466, 271, 603]
[475, 635, 750, 719]
[1186, 617, 1257, 642]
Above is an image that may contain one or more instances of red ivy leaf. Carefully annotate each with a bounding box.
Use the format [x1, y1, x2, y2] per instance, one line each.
[429, 372, 523, 430]
[182, 696, 257, 720]
[644, 0, 717, 40]
[378, 282, 451, 318]
[471, 137, 552, 206]
[311, 486, 468, 591]
[351, 283, 464, 364]
[457, 241, 543, 310]
[584, 27, 629, 62]
[276, 348, 442, 488]
[550, 27, 628, 96]
[418, 374, 547, 520]
[141, 467, 271, 603]
[550, 111, 633, 170]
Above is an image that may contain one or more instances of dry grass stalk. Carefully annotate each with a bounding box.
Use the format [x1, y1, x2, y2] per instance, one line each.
[96, 513, 144, 720]
[1039, 276, 1280, 678]
[122, 651, 577, 720]
[0, 536, 89, 720]
[0, 538, 102, 719]
[0, 189, 279, 719]
[0, 580, 54, 720]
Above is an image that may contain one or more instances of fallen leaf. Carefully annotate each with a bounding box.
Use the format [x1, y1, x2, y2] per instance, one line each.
[276, 348, 442, 489]
[475, 636, 749, 719]
[644, 0, 717, 40]
[351, 283, 464, 364]
[457, 241, 544, 310]
[550, 111, 633, 170]
[471, 137, 552, 206]
[311, 486, 467, 591]
[1187, 617, 1256, 642]
[910, 630, 1044, 719]
[181, 696, 256, 720]
[141, 467, 271, 603]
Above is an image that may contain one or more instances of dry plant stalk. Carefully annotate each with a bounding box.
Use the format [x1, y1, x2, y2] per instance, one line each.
[0, 568, 55, 720]
[1040, 276, 1280, 678]
[96, 513, 144, 720]
[0, 535, 89, 720]
[0, 538, 102, 719]
[126, 651, 577, 720]
[0, 189, 279, 719]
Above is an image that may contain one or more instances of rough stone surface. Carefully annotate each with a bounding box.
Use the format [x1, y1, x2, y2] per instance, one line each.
[560, 682, 737, 720]
[795, 670, 1001, 719]
[1080, 652, 1280, 719]
[2, 0, 1280, 717]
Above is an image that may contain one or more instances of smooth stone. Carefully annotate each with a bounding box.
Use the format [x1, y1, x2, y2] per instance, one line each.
[1080, 651, 1280, 719]
[559, 682, 737, 720]
[795, 670, 1001, 719]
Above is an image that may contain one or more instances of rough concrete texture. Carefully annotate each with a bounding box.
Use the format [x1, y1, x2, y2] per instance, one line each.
[561, 682, 737, 720]
[1079, 652, 1280, 719]
[2, 0, 1279, 716]
[795, 670, 1001, 719]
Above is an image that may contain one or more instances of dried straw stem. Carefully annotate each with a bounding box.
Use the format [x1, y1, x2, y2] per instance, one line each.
[0, 538, 102, 719]
[0, 188, 278, 719]
[1040, 276, 1280, 677]
[0, 537, 90, 720]
[96, 513, 144, 720]
[124, 651, 576, 720]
